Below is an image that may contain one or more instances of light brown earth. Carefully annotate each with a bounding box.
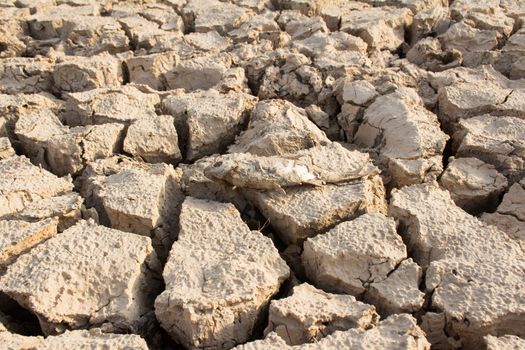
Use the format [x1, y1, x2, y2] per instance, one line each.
[1, 0, 524, 349]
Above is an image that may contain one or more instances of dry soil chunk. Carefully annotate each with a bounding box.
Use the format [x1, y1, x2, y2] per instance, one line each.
[140, 3, 185, 32]
[36, 329, 148, 349]
[390, 184, 525, 349]
[182, 0, 254, 34]
[205, 143, 379, 192]
[227, 12, 281, 44]
[366, 258, 425, 315]
[123, 114, 182, 164]
[15, 108, 66, 164]
[256, 51, 327, 109]
[26, 5, 99, 40]
[449, 0, 514, 36]
[282, 14, 328, 41]
[0, 156, 73, 217]
[125, 52, 178, 90]
[185, 30, 232, 53]
[247, 174, 386, 244]
[302, 213, 406, 296]
[452, 115, 525, 183]
[292, 30, 370, 72]
[340, 7, 413, 51]
[86, 163, 182, 258]
[155, 197, 289, 350]
[437, 66, 525, 127]
[63, 85, 160, 126]
[438, 21, 502, 67]
[163, 89, 255, 161]
[0, 57, 54, 94]
[406, 37, 462, 72]
[0, 220, 161, 335]
[439, 157, 508, 214]
[410, 5, 450, 43]
[0, 328, 149, 349]
[118, 15, 178, 51]
[484, 335, 525, 350]
[164, 52, 233, 91]
[52, 52, 123, 93]
[44, 123, 125, 176]
[235, 314, 430, 350]
[0, 93, 63, 139]
[61, 15, 130, 56]
[0, 218, 57, 268]
[482, 179, 525, 241]
[354, 88, 448, 187]
[338, 79, 378, 106]
[229, 99, 329, 156]
[503, 27, 525, 79]
[178, 156, 249, 212]
[1, 192, 83, 232]
[265, 283, 379, 345]
[0, 7, 29, 58]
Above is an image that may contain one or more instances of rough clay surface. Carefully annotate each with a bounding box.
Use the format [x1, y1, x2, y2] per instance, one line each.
[302, 213, 407, 296]
[163, 89, 256, 161]
[484, 335, 525, 350]
[366, 258, 425, 316]
[482, 178, 525, 241]
[123, 114, 182, 164]
[246, 174, 387, 244]
[1, 0, 525, 348]
[0, 156, 73, 217]
[354, 87, 449, 187]
[439, 157, 508, 214]
[205, 142, 379, 192]
[0, 218, 58, 268]
[264, 283, 379, 345]
[390, 183, 525, 349]
[228, 99, 330, 156]
[155, 197, 289, 350]
[0, 329, 149, 350]
[452, 115, 525, 184]
[235, 314, 430, 350]
[84, 161, 183, 259]
[0, 220, 161, 335]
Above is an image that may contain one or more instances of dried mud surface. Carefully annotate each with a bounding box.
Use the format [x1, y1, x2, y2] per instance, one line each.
[1, 0, 525, 349]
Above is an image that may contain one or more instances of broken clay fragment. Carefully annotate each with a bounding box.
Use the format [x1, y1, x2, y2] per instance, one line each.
[264, 283, 379, 345]
[302, 213, 407, 296]
[0, 220, 161, 335]
[155, 197, 289, 350]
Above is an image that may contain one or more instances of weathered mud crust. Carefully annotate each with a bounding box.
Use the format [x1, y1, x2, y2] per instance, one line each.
[0, 218, 58, 269]
[302, 213, 407, 296]
[439, 157, 507, 214]
[245, 175, 387, 244]
[0, 328, 149, 349]
[155, 197, 289, 350]
[264, 283, 379, 345]
[390, 184, 525, 349]
[83, 161, 183, 260]
[2, 0, 525, 348]
[0, 156, 73, 217]
[235, 314, 430, 350]
[0, 220, 162, 335]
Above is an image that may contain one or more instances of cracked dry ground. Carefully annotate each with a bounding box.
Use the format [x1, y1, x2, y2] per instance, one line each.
[1, 0, 525, 349]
